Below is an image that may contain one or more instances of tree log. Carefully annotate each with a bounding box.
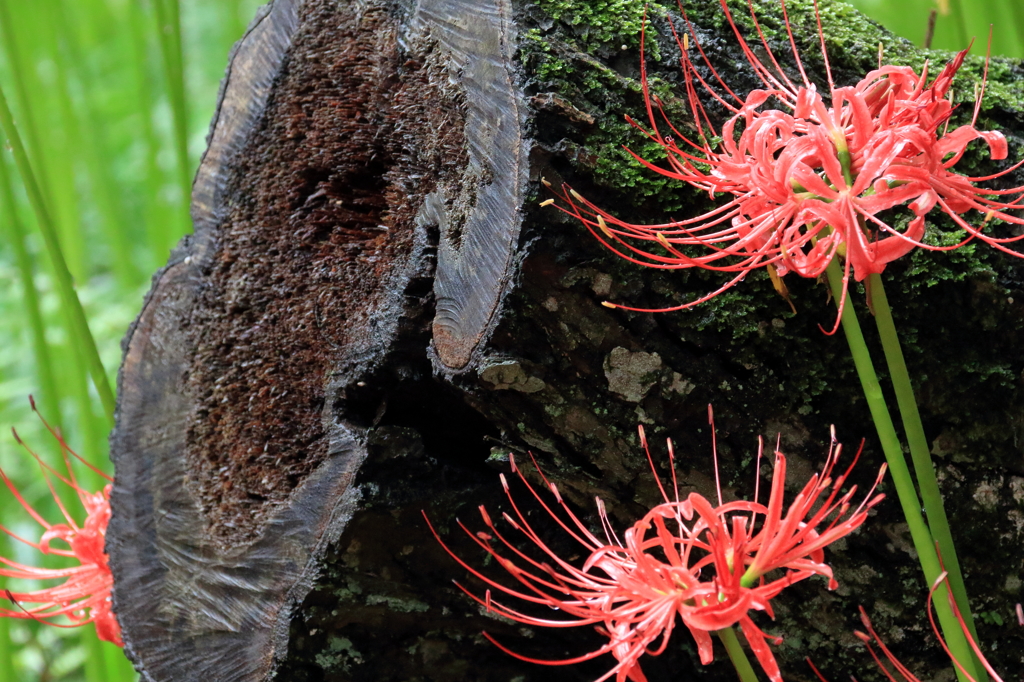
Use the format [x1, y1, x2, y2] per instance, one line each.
[109, 1, 1024, 681]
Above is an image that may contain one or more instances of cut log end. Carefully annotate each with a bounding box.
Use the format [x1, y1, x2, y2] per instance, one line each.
[109, 0, 530, 678]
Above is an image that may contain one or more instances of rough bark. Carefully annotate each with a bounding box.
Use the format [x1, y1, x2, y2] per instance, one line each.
[109, 1, 1024, 681]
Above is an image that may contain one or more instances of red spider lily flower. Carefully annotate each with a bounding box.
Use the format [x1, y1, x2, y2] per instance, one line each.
[0, 400, 121, 646]
[551, 0, 1024, 331]
[424, 409, 885, 682]
[808, 573, 1004, 682]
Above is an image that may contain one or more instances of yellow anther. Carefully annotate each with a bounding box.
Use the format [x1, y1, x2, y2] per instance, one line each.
[601, 301, 617, 309]
[539, 198, 555, 207]
[683, 33, 689, 51]
[767, 263, 797, 315]
[569, 189, 584, 202]
[597, 215, 613, 238]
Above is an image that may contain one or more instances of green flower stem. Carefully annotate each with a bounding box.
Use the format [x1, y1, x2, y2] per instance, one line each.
[0, 82, 116, 424]
[868, 273, 981, 651]
[824, 261, 981, 682]
[717, 627, 760, 682]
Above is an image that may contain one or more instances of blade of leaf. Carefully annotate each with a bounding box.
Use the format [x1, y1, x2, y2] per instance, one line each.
[0, 82, 115, 424]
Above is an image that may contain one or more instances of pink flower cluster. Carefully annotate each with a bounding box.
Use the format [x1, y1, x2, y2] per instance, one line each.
[554, 0, 1024, 329]
[426, 412, 885, 682]
[0, 401, 121, 646]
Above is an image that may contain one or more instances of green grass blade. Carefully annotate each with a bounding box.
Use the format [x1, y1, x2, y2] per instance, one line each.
[82, 631, 107, 682]
[0, 156, 61, 424]
[153, 0, 192, 204]
[0, 537, 13, 681]
[0, 0, 47, 194]
[0, 82, 116, 423]
[0, 0, 89, 282]
[848, 0, 1023, 58]
[0, 615, 12, 682]
[103, 639, 135, 680]
[128, 0, 178, 267]
[49, 6, 140, 288]
[944, 0, 972, 50]
[1003, 0, 1024, 57]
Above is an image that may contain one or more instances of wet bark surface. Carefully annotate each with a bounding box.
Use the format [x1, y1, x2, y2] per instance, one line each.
[110, 0, 1024, 680]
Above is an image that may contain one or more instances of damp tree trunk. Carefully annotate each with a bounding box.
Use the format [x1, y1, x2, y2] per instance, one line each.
[108, 1, 1024, 681]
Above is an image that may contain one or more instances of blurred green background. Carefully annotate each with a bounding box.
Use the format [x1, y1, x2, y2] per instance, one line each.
[0, 0, 1017, 680]
[856, 0, 1023, 58]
